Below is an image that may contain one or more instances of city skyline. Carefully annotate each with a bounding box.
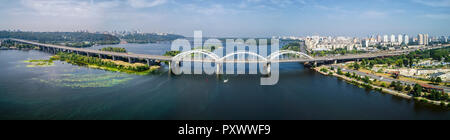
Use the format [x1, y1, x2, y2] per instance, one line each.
[0, 0, 449, 37]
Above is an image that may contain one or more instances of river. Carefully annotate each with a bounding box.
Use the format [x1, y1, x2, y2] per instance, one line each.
[0, 43, 448, 120]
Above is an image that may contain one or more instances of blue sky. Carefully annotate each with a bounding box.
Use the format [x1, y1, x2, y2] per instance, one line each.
[0, 0, 449, 37]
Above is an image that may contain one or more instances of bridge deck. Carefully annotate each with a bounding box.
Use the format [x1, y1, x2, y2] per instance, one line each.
[10, 38, 173, 61]
[7, 38, 445, 63]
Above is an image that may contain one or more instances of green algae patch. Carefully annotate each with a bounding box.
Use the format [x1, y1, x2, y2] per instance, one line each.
[35, 73, 134, 88]
[24, 59, 55, 67]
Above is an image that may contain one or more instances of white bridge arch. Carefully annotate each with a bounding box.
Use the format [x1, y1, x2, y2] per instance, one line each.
[268, 50, 313, 60]
[172, 50, 220, 61]
[217, 51, 268, 62]
[171, 50, 313, 63]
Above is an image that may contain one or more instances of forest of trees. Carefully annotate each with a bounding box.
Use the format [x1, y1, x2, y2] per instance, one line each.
[121, 33, 184, 44]
[100, 47, 127, 53]
[0, 31, 120, 47]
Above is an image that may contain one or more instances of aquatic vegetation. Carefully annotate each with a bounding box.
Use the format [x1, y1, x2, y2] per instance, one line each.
[24, 59, 55, 67]
[35, 73, 134, 88]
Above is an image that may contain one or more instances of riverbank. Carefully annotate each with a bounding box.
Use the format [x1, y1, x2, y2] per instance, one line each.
[314, 66, 449, 107]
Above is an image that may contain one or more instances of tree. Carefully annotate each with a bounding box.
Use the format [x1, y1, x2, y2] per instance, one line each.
[353, 63, 360, 70]
[390, 81, 397, 88]
[405, 85, 412, 91]
[337, 68, 344, 75]
[430, 77, 436, 83]
[395, 84, 404, 91]
[363, 76, 371, 84]
[436, 77, 442, 83]
[345, 72, 351, 77]
[412, 84, 423, 97]
[381, 83, 387, 88]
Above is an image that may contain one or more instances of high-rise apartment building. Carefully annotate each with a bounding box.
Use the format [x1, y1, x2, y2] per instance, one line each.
[424, 34, 429, 46]
[404, 35, 409, 45]
[377, 35, 382, 43]
[383, 35, 389, 43]
[418, 34, 424, 45]
[391, 34, 396, 43]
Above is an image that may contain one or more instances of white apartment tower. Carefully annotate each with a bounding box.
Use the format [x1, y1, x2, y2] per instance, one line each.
[390, 34, 396, 43]
[398, 34, 403, 44]
[404, 35, 409, 45]
[377, 35, 382, 43]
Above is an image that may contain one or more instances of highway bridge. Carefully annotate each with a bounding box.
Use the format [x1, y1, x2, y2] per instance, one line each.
[4, 38, 444, 67]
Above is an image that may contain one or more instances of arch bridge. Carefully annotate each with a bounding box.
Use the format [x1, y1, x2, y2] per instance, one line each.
[5, 38, 421, 74]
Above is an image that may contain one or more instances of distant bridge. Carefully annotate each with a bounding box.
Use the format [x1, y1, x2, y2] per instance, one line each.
[4, 38, 444, 69]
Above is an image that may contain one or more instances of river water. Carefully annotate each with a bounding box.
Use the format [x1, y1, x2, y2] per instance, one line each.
[0, 43, 448, 120]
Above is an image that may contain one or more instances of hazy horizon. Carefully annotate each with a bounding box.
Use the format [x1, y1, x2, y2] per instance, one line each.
[0, 0, 449, 37]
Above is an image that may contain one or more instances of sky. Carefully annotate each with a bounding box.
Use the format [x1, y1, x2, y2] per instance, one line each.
[0, 0, 449, 37]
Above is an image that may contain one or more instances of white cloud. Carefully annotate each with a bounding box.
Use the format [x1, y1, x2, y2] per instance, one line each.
[423, 14, 450, 19]
[19, 0, 120, 17]
[184, 4, 242, 15]
[412, 0, 450, 7]
[361, 11, 388, 18]
[127, 0, 168, 8]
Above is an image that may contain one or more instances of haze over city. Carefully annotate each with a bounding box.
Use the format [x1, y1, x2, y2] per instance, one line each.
[1, 0, 449, 37]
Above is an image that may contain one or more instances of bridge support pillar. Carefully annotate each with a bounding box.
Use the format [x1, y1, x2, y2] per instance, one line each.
[128, 57, 132, 63]
[216, 63, 222, 76]
[334, 60, 337, 64]
[112, 56, 116, 61]
[314, 61, 318, 67]
[86, 53, 90, 57]
[98, 54, 102, 59]
[168, 61, 171, 76]
[263, 63, 271, 75]
[146, 59, 150, 66]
